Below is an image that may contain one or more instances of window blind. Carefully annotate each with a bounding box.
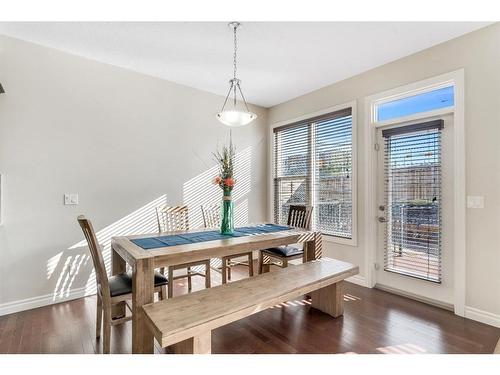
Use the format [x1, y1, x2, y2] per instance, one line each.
[273, 108, 353, 238]
[313, 113, 353, 237]
[382, 120, 443, 283]
[273, 122, 310, 225]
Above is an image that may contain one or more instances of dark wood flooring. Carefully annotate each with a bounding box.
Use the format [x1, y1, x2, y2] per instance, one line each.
[0, 265, 499, 354]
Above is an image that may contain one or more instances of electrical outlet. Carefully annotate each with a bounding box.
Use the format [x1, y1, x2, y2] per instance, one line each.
[467, 196, 484, 209]
[64, 193, 79, 205]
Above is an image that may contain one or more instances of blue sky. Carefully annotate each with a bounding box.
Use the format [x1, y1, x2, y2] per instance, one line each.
[378, 86, 454, 121]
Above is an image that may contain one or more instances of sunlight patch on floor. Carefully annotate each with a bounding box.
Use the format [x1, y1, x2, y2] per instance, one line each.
[376, 343, 427, 354]
[343, 293, 361, 302]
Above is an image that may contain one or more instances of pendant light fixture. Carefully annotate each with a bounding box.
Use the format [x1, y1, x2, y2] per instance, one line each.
[216, 22, 257, 127]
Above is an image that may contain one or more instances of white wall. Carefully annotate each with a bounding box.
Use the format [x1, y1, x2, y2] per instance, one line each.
[268, 23, 500, 323]
[0, 35, 268, 314]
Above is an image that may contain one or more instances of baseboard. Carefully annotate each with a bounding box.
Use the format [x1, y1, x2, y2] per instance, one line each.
[465, 306, 500, 328]
[0, 287, 92, 317]
[374, 283, 454, 311]
[346, 275, 367, 287]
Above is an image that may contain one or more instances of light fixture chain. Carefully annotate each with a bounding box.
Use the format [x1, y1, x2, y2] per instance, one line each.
[233, 24, 238, 79]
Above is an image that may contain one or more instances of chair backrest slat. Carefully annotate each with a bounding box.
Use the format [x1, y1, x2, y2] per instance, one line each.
[77, 215, 110, 297]
[287, 205, 313, 230]
[201, 204, 220, 229]
[156, 205, 189, 232]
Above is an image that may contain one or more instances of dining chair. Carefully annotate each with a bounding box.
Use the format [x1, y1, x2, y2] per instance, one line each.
[77, 215, 168, 354]
[201, 204, 254, 283]
[156, 205, 211, 297]
[258, 205, 313, 274]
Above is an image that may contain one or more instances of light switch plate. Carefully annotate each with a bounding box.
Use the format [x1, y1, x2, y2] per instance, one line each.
[467, 196, 484, 209]
[64, 193, 79, 205]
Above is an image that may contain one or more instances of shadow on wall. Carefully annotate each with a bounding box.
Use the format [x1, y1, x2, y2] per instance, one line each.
[45, 146, 253, 301]
[46, 195, 168, 301]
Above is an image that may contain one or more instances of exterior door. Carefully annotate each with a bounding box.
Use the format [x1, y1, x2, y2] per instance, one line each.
[375, 115, 454, 306]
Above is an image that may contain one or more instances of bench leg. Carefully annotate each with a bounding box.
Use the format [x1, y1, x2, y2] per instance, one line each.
[170, 331, 212, 354]
[310, 281, 344, 318]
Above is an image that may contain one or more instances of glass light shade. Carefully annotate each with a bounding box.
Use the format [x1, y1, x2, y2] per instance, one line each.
[216, 110, 257, 127]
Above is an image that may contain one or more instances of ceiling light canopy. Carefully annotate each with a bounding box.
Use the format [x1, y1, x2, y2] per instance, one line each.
[216, 22, 257, 128]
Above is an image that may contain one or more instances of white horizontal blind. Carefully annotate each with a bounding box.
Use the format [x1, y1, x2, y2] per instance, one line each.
[273, 108, 353, 239]
[273, 122, 310, 225]
[313, 112, 353, 238]
[383, 120, 443, 283]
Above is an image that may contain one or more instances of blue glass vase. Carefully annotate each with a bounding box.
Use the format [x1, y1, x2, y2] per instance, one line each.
[220, 192, 234, 235]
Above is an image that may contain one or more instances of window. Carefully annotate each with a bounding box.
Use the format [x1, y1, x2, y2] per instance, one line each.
[382, 120, 443, 282]
[376, 85, 454, 122]
[273, 107, 353, 240]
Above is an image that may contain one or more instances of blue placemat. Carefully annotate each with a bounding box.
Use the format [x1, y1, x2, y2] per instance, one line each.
[131, 223, 292, 250]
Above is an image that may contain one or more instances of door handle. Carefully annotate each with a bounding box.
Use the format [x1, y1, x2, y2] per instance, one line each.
[378, 217, 388, 223]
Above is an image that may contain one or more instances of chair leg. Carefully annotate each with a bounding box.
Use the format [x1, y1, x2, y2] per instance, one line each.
[227, 263, 232, 281]
[282, 258, 288, 268]
[168, 267, 174, 299]
[187, 266, 192, 292]
[221, 257, 228, 284]
[103, 309, 111, 354]
[248, 252, 254, 277]
[96, 294, 103, 340]
[160, 284, 168, 300]
[205, 261, 211, 289]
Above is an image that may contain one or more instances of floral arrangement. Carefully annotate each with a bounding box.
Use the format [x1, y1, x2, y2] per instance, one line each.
[213, 139, 236, 234]
[213, 140, 236, 196]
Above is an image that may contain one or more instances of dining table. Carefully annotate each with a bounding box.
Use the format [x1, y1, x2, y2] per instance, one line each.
[110, 223, 322, 354]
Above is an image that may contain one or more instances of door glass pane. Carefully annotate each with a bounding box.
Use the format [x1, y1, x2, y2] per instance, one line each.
[377, 86, 454, 122]
[383, 126, 442, 282]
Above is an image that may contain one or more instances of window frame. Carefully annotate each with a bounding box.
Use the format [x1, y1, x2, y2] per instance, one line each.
[268, 100, 357, 246]
[371, 81, 456, 128]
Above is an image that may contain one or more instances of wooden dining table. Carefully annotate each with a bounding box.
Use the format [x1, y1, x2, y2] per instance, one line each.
[110, 224, 322, 354]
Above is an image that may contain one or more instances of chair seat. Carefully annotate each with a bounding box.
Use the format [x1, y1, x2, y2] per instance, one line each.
[263, 245, 303, 258]
[108, 271, 168, 297]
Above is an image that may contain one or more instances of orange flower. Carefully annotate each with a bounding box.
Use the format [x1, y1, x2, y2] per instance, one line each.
[214, 176, 222, 185]
[223, 178, 235, 187]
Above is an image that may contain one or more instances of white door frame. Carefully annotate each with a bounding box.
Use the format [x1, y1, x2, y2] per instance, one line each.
[363, 69, 466, 316]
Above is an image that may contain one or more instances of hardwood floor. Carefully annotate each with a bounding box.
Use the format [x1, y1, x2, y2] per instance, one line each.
[0, 264, 498, 354]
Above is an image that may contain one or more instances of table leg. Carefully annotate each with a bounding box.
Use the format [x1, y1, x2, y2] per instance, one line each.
[111, 247, 126, 319]
[310, 280, 344, 318]
[132, 257, 154, 354]
[169, 331, 212, 354]
[258, 251, 270, 274]
[303, 231, 322, 263]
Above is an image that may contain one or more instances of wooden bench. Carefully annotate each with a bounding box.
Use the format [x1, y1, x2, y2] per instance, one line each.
[142, 257, 358, 354]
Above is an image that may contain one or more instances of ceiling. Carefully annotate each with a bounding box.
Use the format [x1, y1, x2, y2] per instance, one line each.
[0, 22, 491, 107]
